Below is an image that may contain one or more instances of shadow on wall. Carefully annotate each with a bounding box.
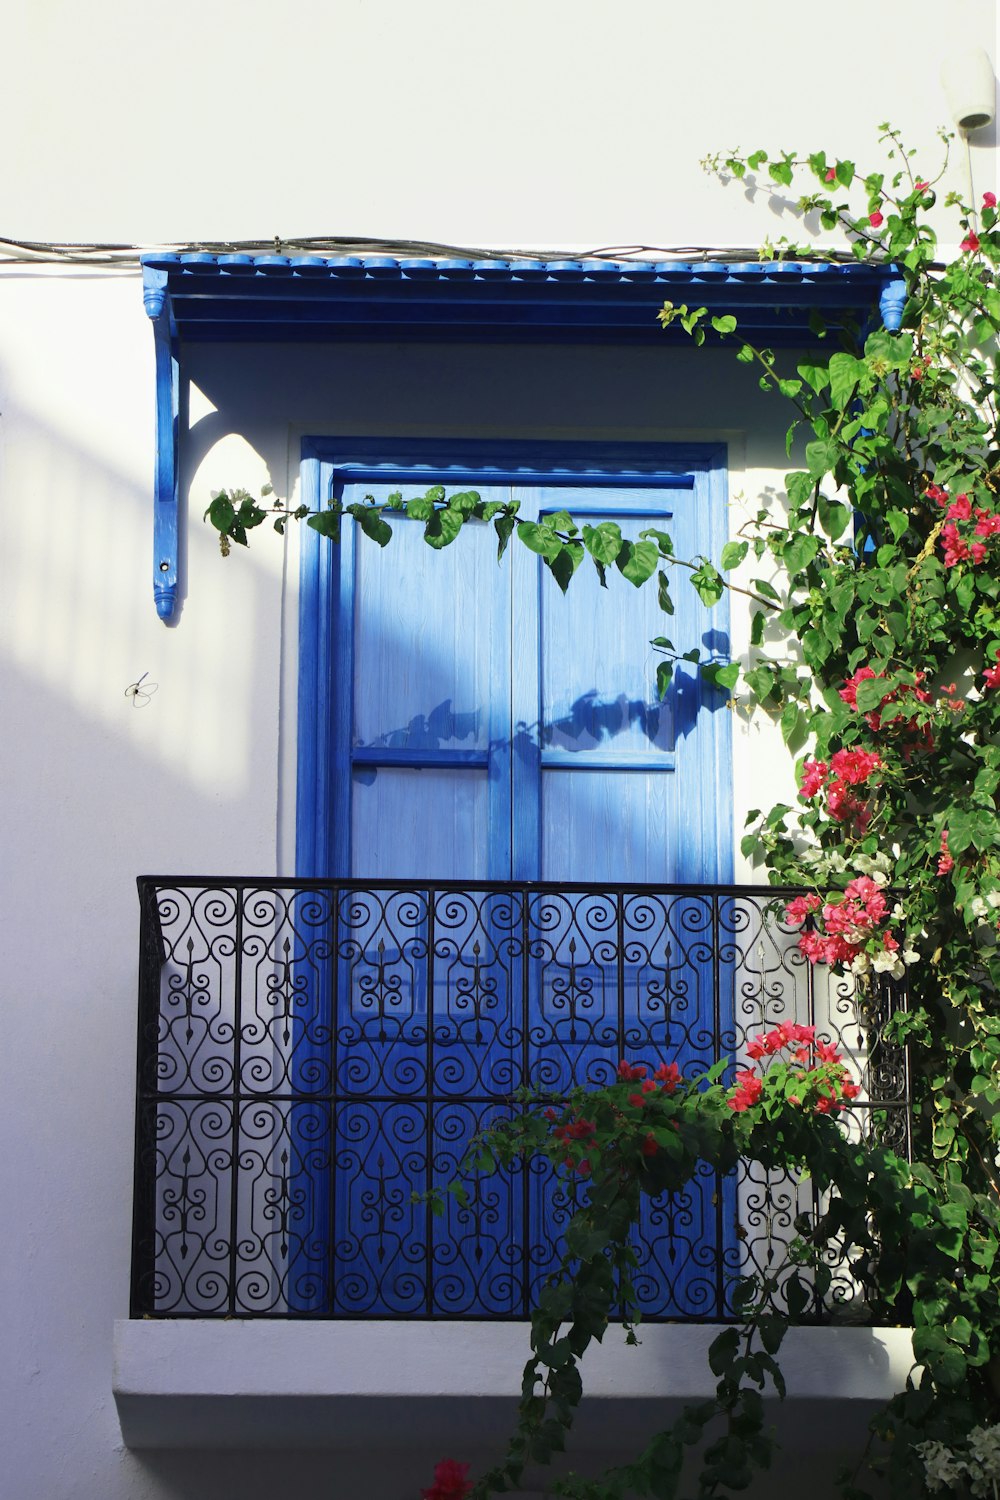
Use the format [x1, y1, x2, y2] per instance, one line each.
[1, 391, 273, 798]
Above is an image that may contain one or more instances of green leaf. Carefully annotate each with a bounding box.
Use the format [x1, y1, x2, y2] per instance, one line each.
[701, 661, 740, 692]
[348, 504, 392, 547]
[797, 361, 830, 395]
[886, 508, 910, 542]
[423, 506, 463, 549]
[818, 495, 850, 540]
[517, 520, 562, 561]
[656, 661, 674, 700]
[657, 569, 674, 615]
[617, 539, 659, 587]
[205, 494, 235, 533]
[721, 541, 749, 570]
[757, 1316, 786, 1356]
[750, 610, 766, 647]
[582, 521, 624, 566]
[307, 508, 342, 542]
[495, 514, 516, 561]
[805, 437, 841, 478]
[709, 1326, 740, 1376]
[691, 561, 725, 607]
[711, 314, 738, 335]
[828, 352, 864, 410]
[548, 543, 584, 593]
[405, 495, 435, 520]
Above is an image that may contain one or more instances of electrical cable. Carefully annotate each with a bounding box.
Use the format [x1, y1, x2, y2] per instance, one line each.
[0, 233, 886, 270]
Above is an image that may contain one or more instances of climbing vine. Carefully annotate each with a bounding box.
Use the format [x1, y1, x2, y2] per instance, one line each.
[208, 125, 1000, 1497]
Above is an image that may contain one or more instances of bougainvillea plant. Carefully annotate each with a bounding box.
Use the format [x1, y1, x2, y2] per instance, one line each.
[207, 125, 1000, 1497]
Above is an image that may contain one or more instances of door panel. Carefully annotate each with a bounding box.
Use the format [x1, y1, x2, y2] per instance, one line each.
[327, 467, 731, 1316]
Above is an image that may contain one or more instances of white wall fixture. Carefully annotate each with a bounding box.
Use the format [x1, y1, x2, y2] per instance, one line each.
[940, 47, 997, 131]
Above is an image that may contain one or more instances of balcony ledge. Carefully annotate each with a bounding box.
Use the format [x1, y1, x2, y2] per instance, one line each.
[114, 1319, 915, 1451]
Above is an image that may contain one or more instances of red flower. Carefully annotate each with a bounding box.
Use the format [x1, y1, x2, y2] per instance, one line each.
[617, 1059, 646, 1081]
[642, 1132, 658, 1157]
[961, 232, 981, 253]
[983, 192, 996, 208]
[785, 893, 821, 926]
[829, 748, 882, 785]
[728, 1070, 763, 1112]
[422, 1460, 473, 1500]
[937, 829, 954, 876]
[628, 1092, 646, 1108]
[815, 1095, 834, 1114]
[800, 759, 829, 798]
[915, 180, 930, 193]
[653, 1061, 681, 1093]
[841, 1080, 861, 1101]
[869, 210, 884, 228]
[825, 167, 837, 182]
[543, 1107, 559, 1123]
[984, 651, 1000, 689]
[839, 666, 878, 708]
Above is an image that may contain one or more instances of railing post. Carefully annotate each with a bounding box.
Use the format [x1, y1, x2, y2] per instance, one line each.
[129, 878, 163, 1316]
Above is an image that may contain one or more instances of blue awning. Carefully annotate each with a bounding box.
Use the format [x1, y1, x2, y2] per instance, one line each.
[140, 252, 905, 621]
[141, 251, 901, 347]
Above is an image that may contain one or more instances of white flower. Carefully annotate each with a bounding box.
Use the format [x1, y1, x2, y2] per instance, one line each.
[893, 903, 905, 920]
[851, 952, 871, 975]
[902, 948, 920, 966]
[988, 890, 1000, 910]
[872, 950, 904, 978]
[855, 851, 892, 876]
[872, 870, 889, 886]
[968, 1425, 1000, 1477]
[971, 896, 988, 919]
[915, 1440, 966, 1493]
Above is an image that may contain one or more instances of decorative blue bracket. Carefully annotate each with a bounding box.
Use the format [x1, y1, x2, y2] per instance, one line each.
[879, 278, 908, 331]
[142, 264, 180, 621]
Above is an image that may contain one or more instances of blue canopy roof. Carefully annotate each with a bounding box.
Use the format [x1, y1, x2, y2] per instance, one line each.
[141, 252, 901, 346]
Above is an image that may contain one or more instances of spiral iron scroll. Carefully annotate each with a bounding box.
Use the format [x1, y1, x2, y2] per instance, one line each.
[131, 882, 909, 1319]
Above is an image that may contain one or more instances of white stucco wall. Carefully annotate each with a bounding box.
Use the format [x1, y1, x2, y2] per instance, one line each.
[1, 5, 997, 1499]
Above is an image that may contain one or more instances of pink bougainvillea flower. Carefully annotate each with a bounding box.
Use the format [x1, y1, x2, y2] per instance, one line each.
[727, 1071, 763, 1112]
[984, 650, 1000, 690]
[829, 748, 882, 785]
[869, 210, 884, 228]
[841, 1080, 861, 1101]
[642, 1132, 658, 1157]
[937, 829, 954, 876]
[785, 892, 821, 926]
[983, 191, 997, 208]
[946, 493, 972, 521]
[653, 1061, 681, 1093]
[800, 759, 829, 798]
[925, 483, 949, 507]
[825, 167, 837, 182]
[915, 180, 929, 193]
[839, 666, 878, 708]
[961, 231, 981, 253]
[422, 1460, 473, 1500]
[627, 1092, 646, 1108]
[617, 1059, 647, 1081]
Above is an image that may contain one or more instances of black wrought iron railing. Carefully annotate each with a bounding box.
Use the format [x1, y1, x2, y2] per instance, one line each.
[131, 878, 910, 1321]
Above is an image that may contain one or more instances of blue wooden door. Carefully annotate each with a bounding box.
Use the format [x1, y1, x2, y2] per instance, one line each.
[330, 474, 732, 1316]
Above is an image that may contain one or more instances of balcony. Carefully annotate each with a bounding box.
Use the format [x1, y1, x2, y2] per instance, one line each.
[116, 877, 915, 1452]
[130, 877, 910, 1324]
